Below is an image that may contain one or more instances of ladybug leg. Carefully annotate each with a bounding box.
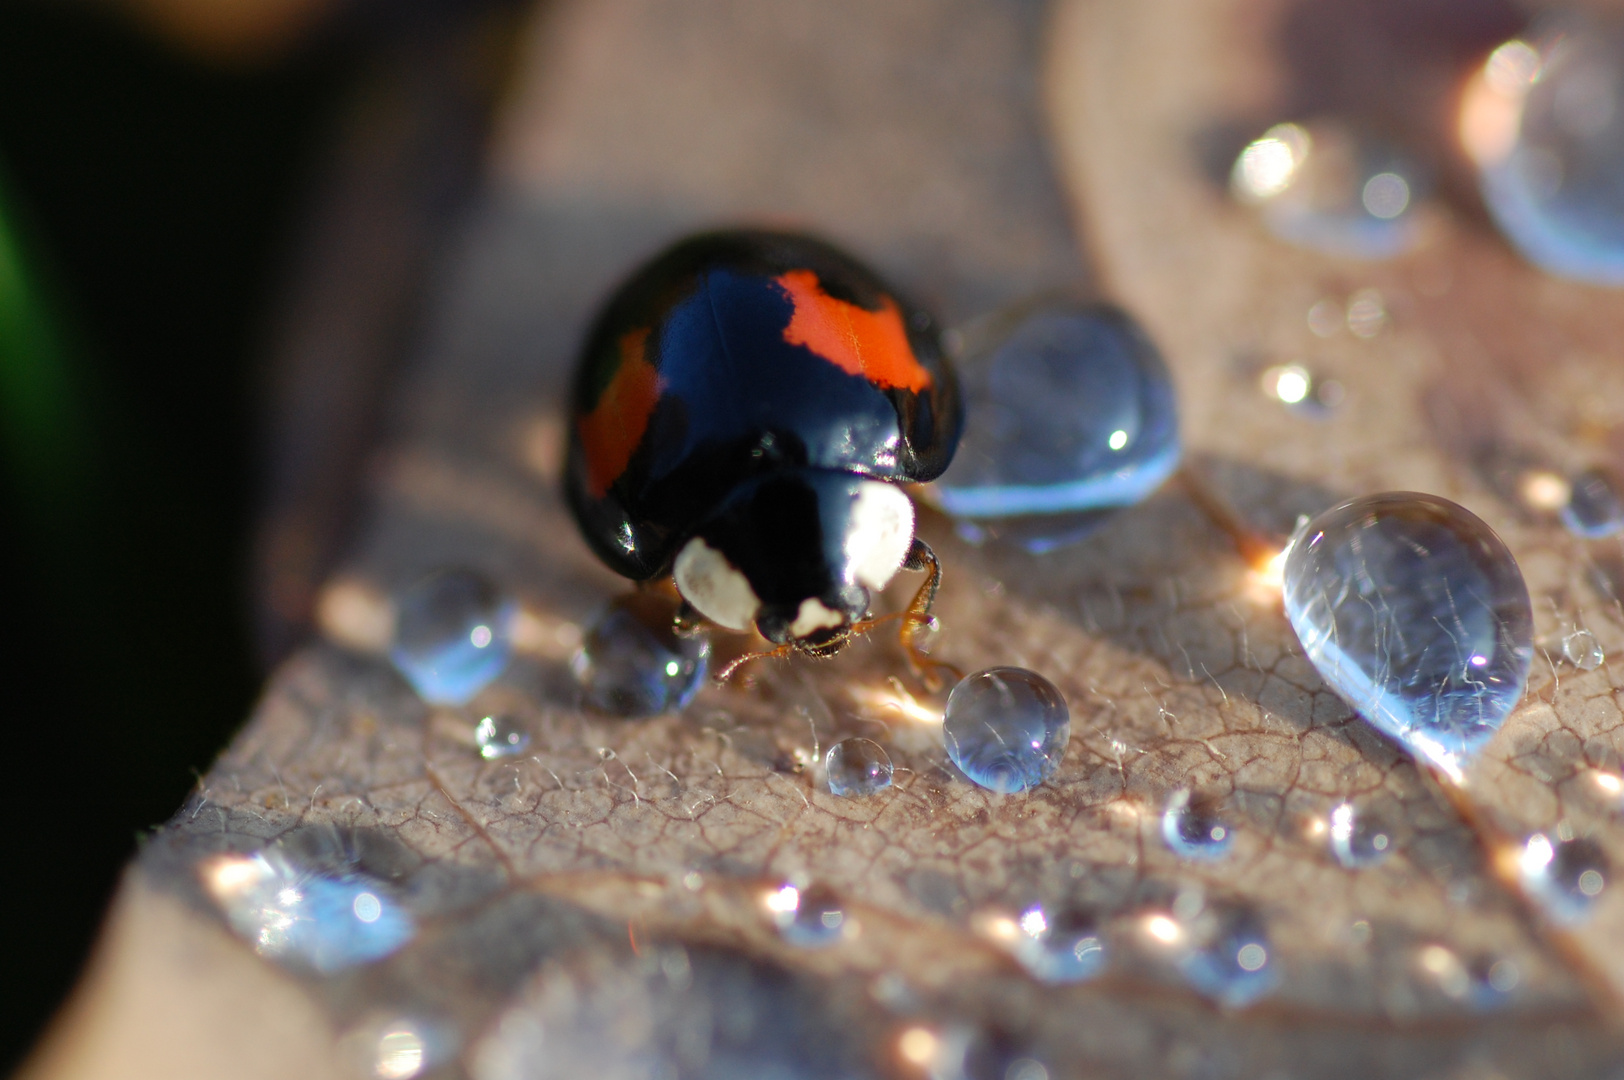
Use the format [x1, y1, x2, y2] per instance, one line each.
[898, 538, 962, 691]
[673, 598, 707, 638]
[713, 641, 799, 682]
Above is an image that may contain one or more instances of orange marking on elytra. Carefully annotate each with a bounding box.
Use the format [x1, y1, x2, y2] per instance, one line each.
[775, 269, 933, 392]
[578, 328, 660, 497]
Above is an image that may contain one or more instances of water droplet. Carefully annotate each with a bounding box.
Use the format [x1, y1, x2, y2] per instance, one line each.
[825, 737, 894, 797]
[1152, 898, 1279, 1008]
[1232, 121, 1425, 259]
[1562, 628, 1606, 670]
[475, 714, 531, 759]
[1418, 945, 1520, 1010]
[932, 303, 1180, 521]
[943, 667, 1070, 794]
[1328, 802, 1394, 868]
[390, 568, 516, 705]
[764, 884, 853, 948]
[1161, 789, 1234, 860]
[1521, 831, 1609, 922]
[1345, 287, 1387, 339]
[1009, 904, 1107, 983]
[572, 594, 710, 716]
[1467, 24, 1624, 284]
[200, 848, 414, 972]
[1261, 363, 1343, 416]
[1561, 467, 1624, 538]
[1282, 493, 1534, 778]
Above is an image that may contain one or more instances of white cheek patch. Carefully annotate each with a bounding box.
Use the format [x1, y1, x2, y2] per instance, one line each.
[845, 481, 915, 591]
[673, 537, 760, 632]
[789, 597, 845, 639]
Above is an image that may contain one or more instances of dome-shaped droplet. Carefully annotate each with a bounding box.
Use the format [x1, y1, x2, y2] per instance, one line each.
[932, 304, 1180, 527]
[825, 737, 893, 797]
[1231, 121, 1425, 259]
[1520, 832, 1609, 923]
[943, 667, 1070, 794]
[1561, 467, 1624, 538]
[1172, 901, 1278, 1009]
[1161, 789, 1234, 860]
[1467, 27, 1624, 285]
[572, 594, 710, 717]
[764, 884, 852, 948]
[1328, 802, 1394, 869]
[199, 849, 414, 973]
[1282, 493, 1534, 777]
[475, 715, 531, 760]
[1010, 904, 1107, 984]
[1562, 629, 1606, 671]
[391, 568, 516, 705]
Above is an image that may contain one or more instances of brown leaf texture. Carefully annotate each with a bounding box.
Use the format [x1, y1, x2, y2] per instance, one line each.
[61, 0, 1624, 1077]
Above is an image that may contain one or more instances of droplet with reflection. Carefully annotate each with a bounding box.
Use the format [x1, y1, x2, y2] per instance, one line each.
[1008, 904, 1107, 984]
[1281, 493, 1534, 780]
[1466, 26, 1624, 285]
[764, 884, 854, 948]
[931, 303, 1180, 538]
[1561, 466, 1624, 538]
[390, 568, 516, 705]
[199, 848, 414, 973]
[1417, 944, 1521, 1011]
[1232, 121, 1425, 260]
[572, 593, 710, 716]
[1562, 628, 1606, 670]
[943, 667, 1070, 794]
[1161, 789, 1234, 860]
[1261, 363, 1343, 416]
[1520, 831, 1609, 922]
[1147, 896, 1278, 1009]
[1328, 802, 1394, 869]
[475, 714, 531, 760]
[824, 737, 894, 797]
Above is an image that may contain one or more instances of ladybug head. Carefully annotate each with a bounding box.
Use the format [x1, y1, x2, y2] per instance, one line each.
[672, 469, 915, 653]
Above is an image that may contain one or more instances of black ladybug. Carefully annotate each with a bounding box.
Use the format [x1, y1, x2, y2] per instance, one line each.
[564, 229, 963, 663]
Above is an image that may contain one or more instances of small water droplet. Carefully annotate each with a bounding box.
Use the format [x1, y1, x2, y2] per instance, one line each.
[475, 714, 531, 759]
[1161, 789, 1234, 860]
[1282, 493, 1534, 778]
[572, 594, 710, 716]
[1562, 628, 1606, 670]
[339, 1016, 456, 1080]
[824, 737, 894, 797]
[1345, 288, 1387, 338]
[1155, 899, 1279, 1008]
[943, 667, 1070, 794]
[390, 568, 516, 705]
[200, 848, 414, 972]
[1328, 802, 1394, 868]
[1468, 23, 1624, 284]
[932, 303, 1179, 522]
[765, 884, 853, 948]
[1561, 467, 1624, 538]
[1009, 904, 1107, 983]
[1261, 363, 1343, 416]
[1232, 121, 1425, 259]
[1520, 831, 1609, 922]
[1418, 945, 1520, 1010]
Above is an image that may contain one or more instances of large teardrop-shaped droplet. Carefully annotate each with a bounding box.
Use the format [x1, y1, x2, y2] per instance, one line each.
[1282, 493, 1533, 777]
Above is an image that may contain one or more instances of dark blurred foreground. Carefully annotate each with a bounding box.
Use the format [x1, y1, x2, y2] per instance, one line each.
[0, 4, 353, 1067]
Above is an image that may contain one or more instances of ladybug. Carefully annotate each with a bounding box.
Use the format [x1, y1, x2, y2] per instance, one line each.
[564, 229, 963, 665]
